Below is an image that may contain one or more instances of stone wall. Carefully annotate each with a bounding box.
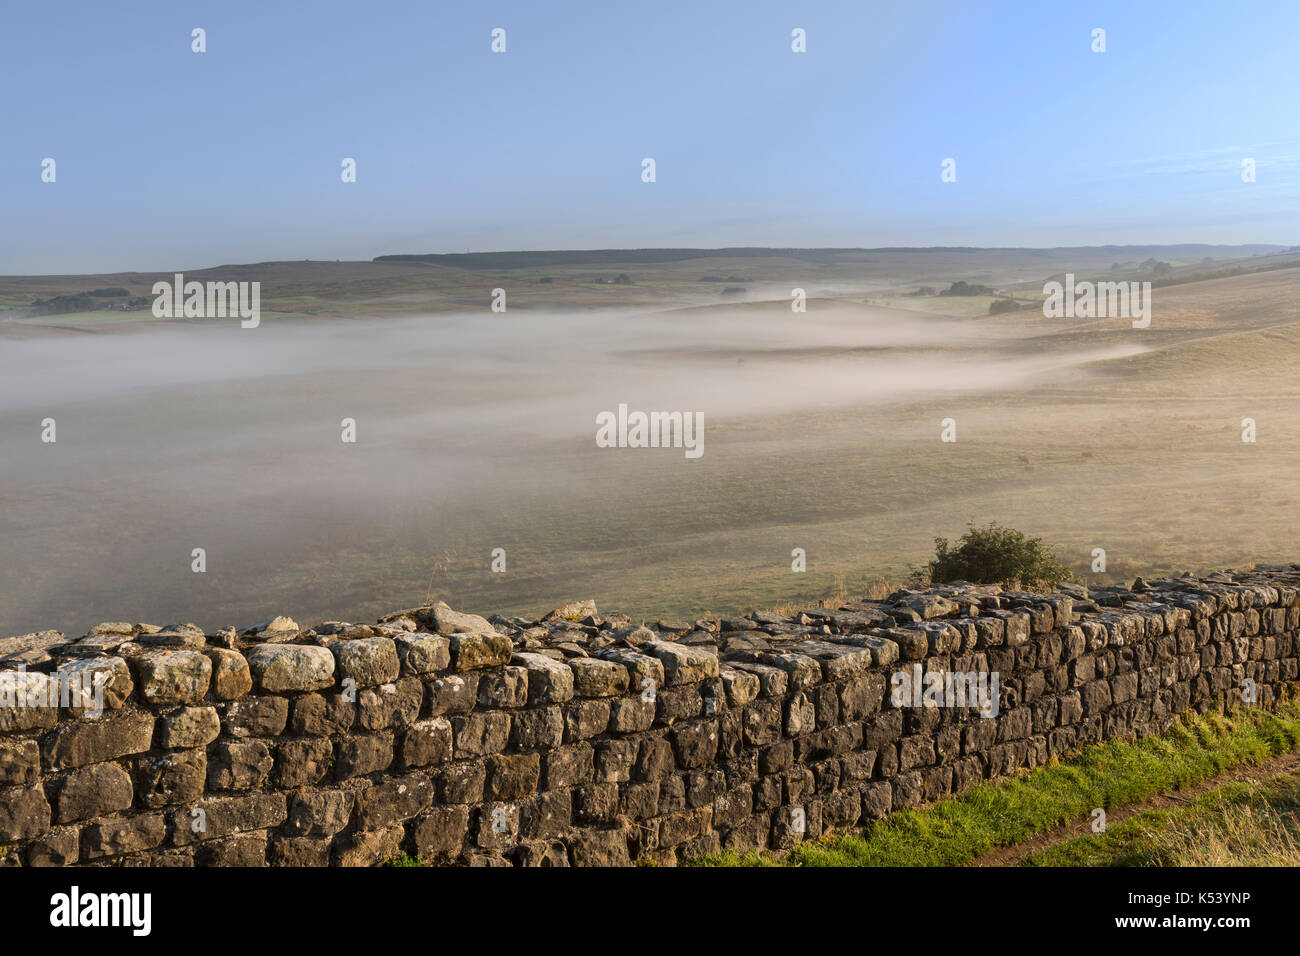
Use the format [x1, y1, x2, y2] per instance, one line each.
[2, 566, 1298, 867]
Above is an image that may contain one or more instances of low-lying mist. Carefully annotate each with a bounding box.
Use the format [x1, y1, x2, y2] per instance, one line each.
[0, 302, 1145, 636]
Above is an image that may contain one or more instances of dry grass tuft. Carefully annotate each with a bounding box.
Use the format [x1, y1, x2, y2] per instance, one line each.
[1141, 797, 1300, 866]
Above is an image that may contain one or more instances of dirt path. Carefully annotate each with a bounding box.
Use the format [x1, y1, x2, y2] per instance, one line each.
[967, 749, 1300, 867]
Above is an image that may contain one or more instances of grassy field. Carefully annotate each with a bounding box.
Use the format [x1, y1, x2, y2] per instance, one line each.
[694, 701, 1300, 867]
[1, 247, 1299, 634]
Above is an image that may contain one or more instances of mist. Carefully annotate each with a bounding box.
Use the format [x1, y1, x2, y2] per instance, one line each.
[0, 302, 1143, 636]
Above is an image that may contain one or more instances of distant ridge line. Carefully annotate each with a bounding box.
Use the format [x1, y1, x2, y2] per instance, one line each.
[374, 244, 1290, 270]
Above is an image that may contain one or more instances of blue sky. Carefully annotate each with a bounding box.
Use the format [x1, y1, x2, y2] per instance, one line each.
[3, 0, 1297, 273]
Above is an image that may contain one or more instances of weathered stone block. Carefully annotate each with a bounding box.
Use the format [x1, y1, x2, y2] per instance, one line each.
[269, 835, 332, 866]
[609, 695, 656, 733]
[784, 692, 817, 736]
[335, 733, 394, 780]
[575, 783, 618, 824]
[486, 752, 541, 800]
[435, 760, 486, 804]
[205, 648, 253, 700]
[719, 667, 760, 706]
[426, 673, 479, 716]
[671, 720, 720, 770]
[509, 706, 565, 751]
[223, 696, 289, 738]
[333, 637, 400, 687]
[568, 828, 630, 867]
[207, 740, 273, 791]
[0, 630, 67, 666]
[568, 658, 630, 697]
[660, 807, 713, 848]
[358, 678, 423, 731]
[634, 737, 675, 781]
[594, 738, 637, 783]
[655, 685, 704, 724]
[130, 649, 212, 706]
[354, 773, 434, 829]
[170, 792, 287, 845]
[401, 717, 453, 769]
[275, 737, 333, 788]
[289, 692, 353, 736]
[335, 825, 405, 867]
[793, 640, 874, 680]
[57, 655, 133, 711]
[432, 602, 493, 635]
[195, 831, 268, 866]
[646, 640, 719, 685]
[742, 699, 782, 746]
[518, 790, 573, 841]
[136, 748, 207, 808]
[394, 633, 451, 676]
[0, 738, 40, 786]
[477, 666, 528, 708]
[543, 743, 594, 789]
[511, 652, 575, 704]
[472, 802, 521, 850]
[25, 825, 80, 866]
[449, 632, 512, 670]
[81, 813, 166, 860]
[410, 805, 469, 862]
[246, 644, 335, 693]
[596, 648, 665, 692]
[0, 782, 51, 841]
[158, 705, 221, 749]
[451, 711, 511, 757]
[43, 710, 154, 770]
[565, 698, 611, 740]
[0, 672, 61, 732]
[285, 789, 354, 838]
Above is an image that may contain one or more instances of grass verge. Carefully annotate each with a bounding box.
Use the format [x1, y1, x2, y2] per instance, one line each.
[1023, 767, 1300, 866]
[692, 700, 1300, 867]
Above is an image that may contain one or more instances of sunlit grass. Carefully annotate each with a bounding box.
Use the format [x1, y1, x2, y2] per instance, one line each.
[1025, 770, 1300, 866]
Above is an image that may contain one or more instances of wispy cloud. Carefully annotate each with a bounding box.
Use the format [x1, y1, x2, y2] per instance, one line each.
[1088, 142, 1300, 184]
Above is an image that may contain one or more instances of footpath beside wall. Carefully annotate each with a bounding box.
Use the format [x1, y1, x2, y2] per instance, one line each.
[2, 566, 1298, 867]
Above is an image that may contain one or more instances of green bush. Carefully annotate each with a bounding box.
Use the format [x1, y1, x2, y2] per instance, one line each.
[918, 522, 1071, 591]
[939, 280, 995, 296]
[988, 297, 1020, 315]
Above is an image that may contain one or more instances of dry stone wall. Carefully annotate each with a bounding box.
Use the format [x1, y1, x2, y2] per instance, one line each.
[2, 566, 1299, 867]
